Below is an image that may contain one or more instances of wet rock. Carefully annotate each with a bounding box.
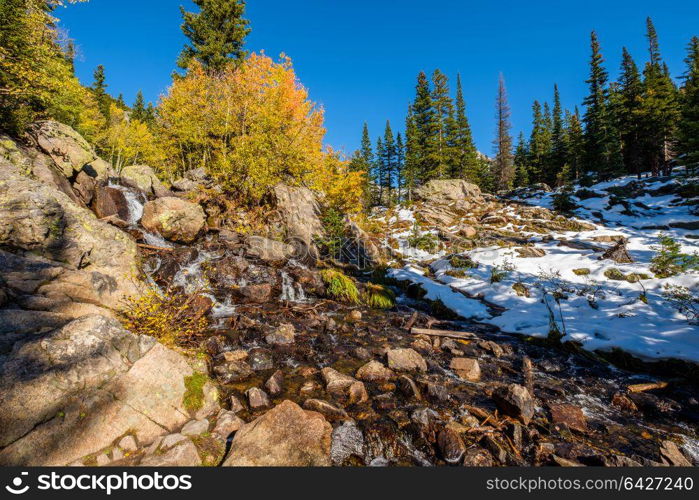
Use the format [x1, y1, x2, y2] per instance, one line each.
[212, 410, 244, 439]
[245, 235, 293, 264]
[492, 384, 535, 425]
[479, 340, 504, 358]
[397, 375, 422, 400]
[300, 380, 322, 397]
[601, 454, 643, 467]
[356, 360, 395, 382]
[120, 165, 169, 198]
[213, 360, 254, 383]
[246, 387, 271, 410]
[181, 419, 209, 436]
[248, 349, 274, 371]
[235, 283, 273, 304]
[303, 399, 349, 421]
[437, 428, 466, 464]
[266, 323, 296, 346]
[548, 404, 587, 433]
[92, 186, 131, 222]
[346, 310, 362, 322]
[348, 381, 369, 405]
[411, 407, 438, 427]
[387, 348, 427, 373]
[659, 440, 692, 466]
[481, 435, 508, 464]
[426, 382, 449, 402]
[141, 439, 202, 466]
[374, 393, 398, 411]
[141, 197, 205, 243]
[331, 421, 364, 466]
[462, 448, 494, 466]
[265, 370, 284, 396]
[354, 346, 371, 360]
[321, 367, 358, 395]
[223, 400, 332, 466]
[611, 392, 638, 412]
[552, 455, 585, 467]
[450, 357, 481, 381]
[189, 294, 214, 321]
[229, 396, 245, 414]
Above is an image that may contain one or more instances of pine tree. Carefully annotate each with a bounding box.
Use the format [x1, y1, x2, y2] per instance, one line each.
[132, 90, 147, 121]
[381, 121, 397, 205]
[374, 137, 386, 205]
[678, 36, 699, 167]
[492, 74, 515, 191]
[429, 69, 453, 179]
[403, 105, 420, 201]
[617, 47, 644, 177]
[638, 18, 680, 176]
[116, 93, 126, 109]
[513, 132, 530, 187]
[582, 31, 622, 180]
[449, 73, 479, 181]
[395, 133, 405, 200]
[563, 108, 585, 181]
[528, 101, 547, 183]
[411, 71, 435, 184]
[91, 64, 110, 121]
[550, 84, 566, 183]
[178, 0, 250, 72]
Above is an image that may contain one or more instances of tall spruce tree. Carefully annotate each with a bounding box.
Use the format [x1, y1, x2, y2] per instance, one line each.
[528, 101, 547, 183]
[492, 75, 515, 191]
[403, 105, 420, 200]
[450, 73, 479, 181]
[429, 69, 453, 179]
[513, 132, 530, 187]
[411, 71, 435, 184]
[617, 47, 644, 178]
[396, 133, 405, 200]
[678, 36, 699, 167]
[582, 31, 622, 180]
[381, 121, 397, 205]
[638, 18, 680, 176]
[563, 108, 585, 182]
[132, 90, 147, 121]
[178, 0, 250, 72]
[550, 84, 566, 183]
[91, 65, 110, 121]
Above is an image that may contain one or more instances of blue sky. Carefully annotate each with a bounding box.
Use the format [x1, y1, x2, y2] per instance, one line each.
[57, 0, 699, 156]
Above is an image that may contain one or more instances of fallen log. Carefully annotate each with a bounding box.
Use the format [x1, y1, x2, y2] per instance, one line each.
[627, 381, 668, 393]
[411, 327, 477, 340]
[137, 243, 173, 252]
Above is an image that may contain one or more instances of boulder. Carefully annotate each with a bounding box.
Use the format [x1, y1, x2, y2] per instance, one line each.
[212, 410, 244, 439]
[265, 323, 296, 345]
[437, 428, 467, 464]
[302, 399, 349, 421]
[415, 179, 483, 204]
[140, 439, 202, 467]
[92, 186, 131, 222]
[355, 360, 395, 382]
[270, 184, 324, 259]
[450, 357, 481, 381]
[245, 235, 294, 264]
[120, 165, 169, 198]
[492, 384, 535, 425]
[0, 315, 216, 465]
[223, 400, 332, 466]
[516, 247, 546, 258]
[331, 421, 364, 465]
[246, 387, 271, 410]
[548, 404, 587, 433]
[141, 197, 206, 243]
[387, 348, 428, 373]
[27, 121, 96, 178]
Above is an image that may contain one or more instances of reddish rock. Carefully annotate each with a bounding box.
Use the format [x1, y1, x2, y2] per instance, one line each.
[548, 404, 587, 433]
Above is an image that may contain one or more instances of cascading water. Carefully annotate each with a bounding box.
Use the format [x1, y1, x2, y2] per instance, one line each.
[280, 270, 307, 302]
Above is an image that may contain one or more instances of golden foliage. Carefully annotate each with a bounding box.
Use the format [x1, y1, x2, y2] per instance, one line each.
[308, 147, 366, 215]
[158, 53, 325, 201]
[320, 268, 360, 304]
[98, 104, 164, 170]
[120, 288, 209, 349]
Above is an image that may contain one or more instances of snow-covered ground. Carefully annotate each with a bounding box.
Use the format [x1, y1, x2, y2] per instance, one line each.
[384, 174, 699, 363]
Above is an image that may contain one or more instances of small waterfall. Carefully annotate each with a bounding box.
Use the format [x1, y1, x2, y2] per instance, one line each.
[172, 250, 218, 294]
[280, 270, 306, 302]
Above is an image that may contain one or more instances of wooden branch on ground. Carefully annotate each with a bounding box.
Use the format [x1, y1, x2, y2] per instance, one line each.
[410, 327, 477, 340]
[627, 381, 668, 393]
[137, 243, 173, 252]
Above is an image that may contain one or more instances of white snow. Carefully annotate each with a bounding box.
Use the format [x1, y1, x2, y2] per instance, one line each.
[386, 173, 699, 363]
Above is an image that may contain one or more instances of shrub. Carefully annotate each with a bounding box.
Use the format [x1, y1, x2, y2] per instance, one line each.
[604, 268, 626, 281]
[362, 282, 395, 309]
[407, 224, 440, 253]
[316, 207, 346, 259]
[320, 269, 360, 304]
[448, 254, 478, 269]
[120, 288, 209, 348]
[650, 235, 699, 278]
[490, 261, 515, 283]
[572, 268, 590, 276]
[552, 187, 578, 213]
[662, 284, 699, 324]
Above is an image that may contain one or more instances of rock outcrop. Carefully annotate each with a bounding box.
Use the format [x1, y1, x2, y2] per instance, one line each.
[120, 165, 170, 198]
[270, 184, 324, 260]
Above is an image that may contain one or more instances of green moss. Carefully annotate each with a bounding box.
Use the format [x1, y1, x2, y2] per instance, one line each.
[448, 254, 477, 269]
[362, 282, 395, 309]
[183, 372, 209, 412]
[512, 282, 530, 297]
[572, 268, 590, 276]
[445, 269, 468, 278]
[320, 269, 360, 304]
[604, 268, 626, 281]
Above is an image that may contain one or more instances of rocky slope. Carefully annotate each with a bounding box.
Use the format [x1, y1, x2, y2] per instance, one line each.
[0, 121, 697, 467]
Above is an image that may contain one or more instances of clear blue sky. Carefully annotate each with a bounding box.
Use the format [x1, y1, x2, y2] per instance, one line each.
[56, 0, 699, 156]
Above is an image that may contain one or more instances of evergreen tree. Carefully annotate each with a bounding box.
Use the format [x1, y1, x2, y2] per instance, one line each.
[381, 121, 397, 205]
[550, 84, 566, 183]
[429, 69, 453, 178]
[617, 47, 644, 177]
[91, 64, 110, 121]
[450, 73, 479, 181]
[178, 0, 250, 72]
[582, 31, 622, 180]
[116, 93, 126, 109]
[374, 137, 385, 205]
[528, 100, 547, 183]
[403, 105, 420, 201]
[395, 133, 405, 200]
[132, 90, 147, 122]
[563, 108, 585, 181]
[678, 36, 699, 167]
[513, 132, 530, 187]
[411, 71, 435, 184]
[638, 18, 680, 176]
[492, 75, 515, 191]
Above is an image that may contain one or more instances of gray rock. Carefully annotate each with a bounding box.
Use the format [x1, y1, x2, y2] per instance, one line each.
[245, 235, 293, 263]
[120, 165, 169, 198]
[437, 428, 466, 464]
[265, 323, 296, 345]
[246, 387, 270, 410]
[141, 197, 206, 244]
[265, 370, 284, 396]
[415, 179, 483, 204]
[181, 419, 209, 436]
[492, 384, 535, 425]
[355, 360, 395, 382]
[212, 411, 244, 439]
[387, 348, 427, 373]
[140, 440, 201, 466]
[302, 399, 349, 421]
[331, 421, 364, 465]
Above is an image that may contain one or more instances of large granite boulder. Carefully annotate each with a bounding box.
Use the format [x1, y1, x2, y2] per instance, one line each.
[223, 400, 332, 466]
[120, 165, 169, 198]
[415, 179, 483, 204]
[26, 120, 97, 178]
[270, 184, 324, 259]
[141, 197, 206, 243]
[0, 315, 219, 466]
